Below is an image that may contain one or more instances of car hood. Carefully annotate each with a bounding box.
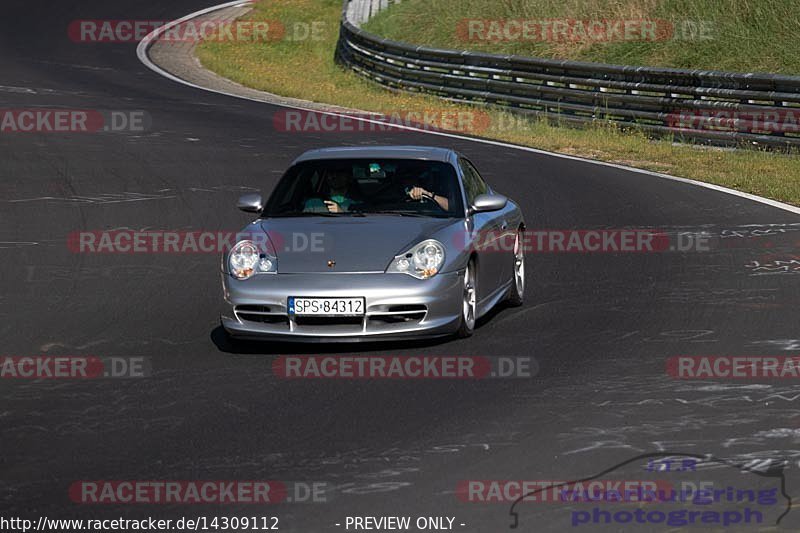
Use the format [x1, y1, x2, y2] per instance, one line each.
[260, 216, 456, 273]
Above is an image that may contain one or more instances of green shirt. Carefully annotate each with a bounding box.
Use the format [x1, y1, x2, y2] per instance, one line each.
[303, 195, 353, 213]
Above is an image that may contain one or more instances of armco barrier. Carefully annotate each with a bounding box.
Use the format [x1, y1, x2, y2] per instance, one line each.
[336, 0, 800, 148]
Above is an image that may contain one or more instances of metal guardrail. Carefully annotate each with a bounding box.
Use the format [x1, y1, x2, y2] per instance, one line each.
[345, 0, 402, 26]
[335, 0, 800, 148]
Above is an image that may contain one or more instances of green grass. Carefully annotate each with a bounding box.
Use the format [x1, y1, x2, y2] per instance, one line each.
[196, 0, 800, 206]
[364, 0, 800, 74]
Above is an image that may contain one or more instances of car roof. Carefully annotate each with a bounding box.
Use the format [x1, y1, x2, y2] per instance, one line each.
[291, 146, 456, 164]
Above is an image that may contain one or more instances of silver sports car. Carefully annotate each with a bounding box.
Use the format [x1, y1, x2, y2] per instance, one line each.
[220, 146, 525, 342]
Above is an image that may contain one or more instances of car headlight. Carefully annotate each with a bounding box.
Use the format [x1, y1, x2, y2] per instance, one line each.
[229, 240, 277, 280]
[387, 239, 445, 279]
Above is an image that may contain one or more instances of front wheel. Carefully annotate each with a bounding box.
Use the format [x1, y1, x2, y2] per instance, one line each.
[506, 229, 525, 306]
[456, 260, 477, 338]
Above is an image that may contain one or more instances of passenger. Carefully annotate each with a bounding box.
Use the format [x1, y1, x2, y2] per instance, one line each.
[304, 167, 359, 213]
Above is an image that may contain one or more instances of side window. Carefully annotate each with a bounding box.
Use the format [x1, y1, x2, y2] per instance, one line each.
[458, 158, 488, 205]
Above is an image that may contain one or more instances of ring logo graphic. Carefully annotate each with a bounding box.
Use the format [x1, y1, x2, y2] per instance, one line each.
[507, 452, 792, 529]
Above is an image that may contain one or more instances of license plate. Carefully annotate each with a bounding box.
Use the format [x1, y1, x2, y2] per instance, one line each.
[288, 297, 365, 316]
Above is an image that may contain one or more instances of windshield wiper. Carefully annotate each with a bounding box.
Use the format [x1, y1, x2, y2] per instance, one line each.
[363, 210, 440, 217]
[338, 209, 366, 217]
[268, 212, 338, 218]
[268, 210, 365, 218]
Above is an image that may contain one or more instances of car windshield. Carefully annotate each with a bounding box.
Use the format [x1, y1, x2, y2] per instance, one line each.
[263, 158, 464, 218]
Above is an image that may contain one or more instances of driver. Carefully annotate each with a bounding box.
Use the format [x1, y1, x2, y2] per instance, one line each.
[407, 186, 449, 211]
[403, 171, 451, 211]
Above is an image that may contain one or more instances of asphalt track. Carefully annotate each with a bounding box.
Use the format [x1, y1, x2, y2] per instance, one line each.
[1, 1, 800, 531]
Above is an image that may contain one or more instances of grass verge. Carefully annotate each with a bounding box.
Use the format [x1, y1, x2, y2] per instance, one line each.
[364, 0, 800, 75]
[196, 0, 800, 206]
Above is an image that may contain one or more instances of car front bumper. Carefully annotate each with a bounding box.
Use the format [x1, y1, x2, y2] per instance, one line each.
[220, 271, 463, 342]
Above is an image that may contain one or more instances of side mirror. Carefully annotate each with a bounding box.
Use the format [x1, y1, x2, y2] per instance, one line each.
[470, 193, 507, 214]
[237, 193, 263, 213]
